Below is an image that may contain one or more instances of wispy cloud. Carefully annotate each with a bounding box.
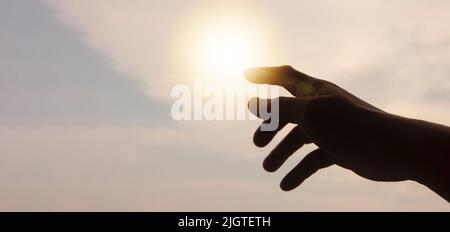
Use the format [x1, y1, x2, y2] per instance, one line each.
[44, 0, 194, 101]
[22, 0, 450, 211]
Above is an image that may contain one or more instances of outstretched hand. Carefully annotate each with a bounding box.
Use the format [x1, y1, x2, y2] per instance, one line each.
[245, 65, 450, 201]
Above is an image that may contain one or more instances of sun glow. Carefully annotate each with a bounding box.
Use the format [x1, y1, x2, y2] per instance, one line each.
[173, 6, 275, 85]
[196, 27, 258, 81]
[192, 21, 265, 83]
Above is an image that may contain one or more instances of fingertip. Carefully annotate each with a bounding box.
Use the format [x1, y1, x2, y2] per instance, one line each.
[280, 180, 294, 192]
[244, 67, 258, 76]
[253, 134, 269, 147]
[244, 67, 261, 83]
[254, 141, 266, 148]
[280, 173, 304, 191]
[263, 160, 277, 173]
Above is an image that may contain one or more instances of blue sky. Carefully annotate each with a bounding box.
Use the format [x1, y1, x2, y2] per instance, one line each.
[0, 0, 167, 126]
[0, 0, 449, 211]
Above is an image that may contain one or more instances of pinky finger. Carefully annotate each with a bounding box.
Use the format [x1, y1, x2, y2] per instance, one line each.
[280, 148, 334, 191]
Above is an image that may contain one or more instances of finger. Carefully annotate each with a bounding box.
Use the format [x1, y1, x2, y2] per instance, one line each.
[253, 120, 288, 147]
[245, 65, 322, 96]
[280, 149, 334, 191]
[247, 97, 306, 124]
[263, 126, 310, 172]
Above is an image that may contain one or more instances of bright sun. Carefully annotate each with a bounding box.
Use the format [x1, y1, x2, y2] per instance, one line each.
[193, 22, 263, 83]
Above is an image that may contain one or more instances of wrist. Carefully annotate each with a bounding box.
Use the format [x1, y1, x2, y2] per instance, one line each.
[398, 117, 450, 201]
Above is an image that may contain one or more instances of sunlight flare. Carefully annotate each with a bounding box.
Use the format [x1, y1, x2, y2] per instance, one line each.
[195, 25, 259, 82]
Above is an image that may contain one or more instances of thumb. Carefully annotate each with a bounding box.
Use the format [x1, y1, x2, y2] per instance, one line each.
[280, 148, 333, 191]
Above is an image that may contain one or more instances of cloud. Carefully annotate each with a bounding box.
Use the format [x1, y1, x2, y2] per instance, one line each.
[37, 0, 450, 211]
[43, 0, 450, 107]
[333, 37, 450, 125]
[43, 0, 190, 101]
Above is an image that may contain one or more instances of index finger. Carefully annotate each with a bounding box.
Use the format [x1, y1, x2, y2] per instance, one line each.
[244, 65, 320, 97]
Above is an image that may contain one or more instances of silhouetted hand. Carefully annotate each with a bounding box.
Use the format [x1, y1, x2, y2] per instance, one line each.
[246, 65, 450, 202]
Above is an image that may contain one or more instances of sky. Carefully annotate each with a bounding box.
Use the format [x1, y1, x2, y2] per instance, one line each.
[0, 0, 450, 211]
